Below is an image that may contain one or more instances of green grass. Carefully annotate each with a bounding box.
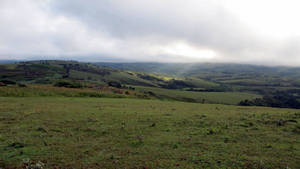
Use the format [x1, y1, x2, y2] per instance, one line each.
[0, 85, 261, 105]
[0, 61, 163, 87]
[1, 97, 300, 168]
[0, 85, 140, 98]
[134, 86, 261, 105]
[184, 77, 219, 88]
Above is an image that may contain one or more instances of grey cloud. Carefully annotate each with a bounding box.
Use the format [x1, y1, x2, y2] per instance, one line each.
[48, 0, 283, 62]
[0, 0, 299, 65]
[50, 0, 254, 46]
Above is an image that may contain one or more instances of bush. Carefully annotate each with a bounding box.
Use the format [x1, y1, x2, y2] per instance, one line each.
[0, 82, 6, 87]
[239, 91, 300, 109]
[161, 80, 195, 89]
[54, 81, 83, 88]
[108, 81, 122, 88]
[0, 80, 16, 85]
[18, 83, 27, 88]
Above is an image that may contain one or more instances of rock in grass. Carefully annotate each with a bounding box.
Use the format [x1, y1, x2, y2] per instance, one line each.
[43, 140, 48, 146]
[9, 142, 25, 148]
[37, 127, 48, 133]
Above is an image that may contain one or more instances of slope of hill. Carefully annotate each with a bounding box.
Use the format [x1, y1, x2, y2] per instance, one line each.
[95, 62, 300, 109]
[96, 62, 300, 77]
[0, 60, 165, 87]
[96, 62, 300, 92]
[0, 60, 262, 105]
[4, 60, 300, 108]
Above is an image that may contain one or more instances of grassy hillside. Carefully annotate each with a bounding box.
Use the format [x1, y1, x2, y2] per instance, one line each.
[96, 62, 300, 77]
[134, 86, 261, 105]
[96, 62, 300, 109]
[0, 85, 261, 105]
[0, 85, 150, 99]
[0, 60, 161, 87]
[0, 60, 263, 105]
[0, 60, 218, 89]
[4, 60, 300, 108]
[1, 97, 300, 168]
[96, 62, 300, 93]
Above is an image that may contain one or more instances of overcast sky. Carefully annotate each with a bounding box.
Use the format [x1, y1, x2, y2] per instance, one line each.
[1, 0, 300, 65]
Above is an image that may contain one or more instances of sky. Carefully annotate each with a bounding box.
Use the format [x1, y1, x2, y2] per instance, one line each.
[1, 0, 300, 65]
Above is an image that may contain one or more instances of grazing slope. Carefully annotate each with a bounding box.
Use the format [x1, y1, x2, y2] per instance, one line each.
[134, 86, 261, 105]
[0, 60, 160, 87]
[96, 62, 300, 92]
[0, 60, 262, 105]
[96, 62, 300, 109]
[1, 97, 300, 168]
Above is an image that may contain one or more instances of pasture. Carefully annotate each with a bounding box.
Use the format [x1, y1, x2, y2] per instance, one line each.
[1, 97, 299, 168]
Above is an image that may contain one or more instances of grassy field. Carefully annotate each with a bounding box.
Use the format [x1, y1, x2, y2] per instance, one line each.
[134, 86, 261, 105]
[1, 97, 300, 168]
[0, 85, 261, 105]
[0, 85, 154, 100]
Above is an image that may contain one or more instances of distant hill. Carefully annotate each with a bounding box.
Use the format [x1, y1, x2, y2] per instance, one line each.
[0, 60, 219, 89]
[0, 60, 19, 64]
[3, 60, 300, 107]
[96, 62, 300, 76]
[0, 60, 163, 87]
[0, 60, 261, 105]
[3, 60, 300, 93]
[96, 62, 300, 93]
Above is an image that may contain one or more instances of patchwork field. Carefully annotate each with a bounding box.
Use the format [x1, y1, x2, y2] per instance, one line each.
[1, 97, 300, 168]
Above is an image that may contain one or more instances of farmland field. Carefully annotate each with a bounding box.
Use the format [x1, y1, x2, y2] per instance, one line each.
[1, 97, 300, 168]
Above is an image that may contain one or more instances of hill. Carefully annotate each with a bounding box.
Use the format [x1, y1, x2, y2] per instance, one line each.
[97, 62, 300, 109]
[0, 60, 262, 105]
[0, 60, 160, 87]
[96, 63, 300, 91]
[3, 60, 300, 108]
[96, 62, 300, 77]
[0, 60, 19, 64]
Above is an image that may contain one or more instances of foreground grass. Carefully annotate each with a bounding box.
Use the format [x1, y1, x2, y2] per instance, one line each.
[0, 97, 300, 168]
